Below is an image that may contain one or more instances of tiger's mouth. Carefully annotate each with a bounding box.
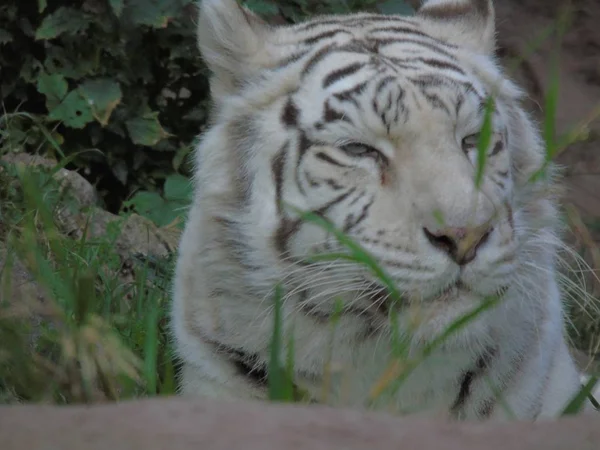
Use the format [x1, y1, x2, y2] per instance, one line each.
[297, 279, 509, 324]
[367, 280, 510, 315]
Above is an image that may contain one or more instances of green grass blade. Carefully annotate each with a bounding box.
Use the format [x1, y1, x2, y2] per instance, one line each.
[143, 293, 159, 395]
[475, 97, 495, 188]
[561, 376, 599, 416]
[267, 284, 287, 401]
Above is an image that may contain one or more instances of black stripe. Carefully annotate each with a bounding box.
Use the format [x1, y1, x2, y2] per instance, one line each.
[379, 259, 432, 272]
[450, 348, 496, 418]
[315, 151, 350, 168]
[303, 29, 353, 46]
[451, 370, 476, 418]
[368, 26, 455, 48]
[490, 141, 504, 156]
[304, 170, 321, 188]
[455, 93, 465, 117]
[301, 44, 338, 77]
[324, 178, 344, 190]
[271, 142, 289, 215]
[207, 340, 311, 402]
[394, 89, 407, 123]
[323, 62, 366, 88]
[348, 191, 367, 206]
[333, 81, 368, 106]
[341, 15, 415, 26]
[409, 76, 452, 114]
[343, 196, 374, 232]
[275, 49, 311, 69]
[301, 42, 372, 78]
[477, 398, 495, 419]
[281, 97, 300, 128]
[323, 99, 350, 124]
[373, 38, 455, 59]
[425, 93, 450, 114]
[273, 189, 355, 256]
[295, 132, 312, 196]
[374, 76, 396, 95]
[295, 19, 346, 32]
[294, 15, 414, 32]
[411, 57, 465, 75]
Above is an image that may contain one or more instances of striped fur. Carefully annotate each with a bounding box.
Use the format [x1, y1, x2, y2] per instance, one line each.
[171, 0, 597, 420]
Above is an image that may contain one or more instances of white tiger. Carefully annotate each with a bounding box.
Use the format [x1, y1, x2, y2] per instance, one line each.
[171, 0, 598, 421]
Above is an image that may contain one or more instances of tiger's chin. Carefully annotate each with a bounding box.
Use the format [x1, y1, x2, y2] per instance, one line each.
[375, 281, 512, 346]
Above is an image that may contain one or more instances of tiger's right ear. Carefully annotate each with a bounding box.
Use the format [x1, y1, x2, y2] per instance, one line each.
[416, 0, 496, 54]
[197, 0, 272, 96]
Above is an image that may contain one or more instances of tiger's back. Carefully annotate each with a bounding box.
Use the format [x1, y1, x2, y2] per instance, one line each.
[171, 0, 597, 420]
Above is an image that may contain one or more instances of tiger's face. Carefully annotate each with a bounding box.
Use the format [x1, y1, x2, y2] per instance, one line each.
[195, 0, 556, 338]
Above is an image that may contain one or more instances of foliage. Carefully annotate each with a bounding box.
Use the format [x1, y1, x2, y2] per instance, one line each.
[0, 0, 207, 212]
[124, 173, 192, 228]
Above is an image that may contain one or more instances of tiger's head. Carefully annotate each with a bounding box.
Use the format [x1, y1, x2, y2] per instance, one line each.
[190, 0, 560, 342]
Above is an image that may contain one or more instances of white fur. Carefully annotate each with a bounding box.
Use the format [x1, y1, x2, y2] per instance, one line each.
[171, 0, 598, 420]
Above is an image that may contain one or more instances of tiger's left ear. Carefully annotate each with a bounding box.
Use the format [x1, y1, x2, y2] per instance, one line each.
[416, 0, 495, 54]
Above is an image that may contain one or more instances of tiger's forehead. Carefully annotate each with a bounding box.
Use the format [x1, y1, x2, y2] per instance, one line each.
[274, 13, 454, 43]
[271, 13, 460, 63]
[269, 14, 488, 102]
[274, 22, 489, 138]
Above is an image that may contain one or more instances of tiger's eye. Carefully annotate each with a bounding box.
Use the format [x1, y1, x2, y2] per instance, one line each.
[461, 134, 480, 152]
[340, 143, 380, 157]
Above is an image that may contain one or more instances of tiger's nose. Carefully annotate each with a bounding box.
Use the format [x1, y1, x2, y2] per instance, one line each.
[423, 225, 493, 265]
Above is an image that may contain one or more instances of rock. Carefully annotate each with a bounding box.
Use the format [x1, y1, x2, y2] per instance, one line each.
[0, 397, 599, 450]
[0, 153, 99, 210]
[0, 153, 180, 308]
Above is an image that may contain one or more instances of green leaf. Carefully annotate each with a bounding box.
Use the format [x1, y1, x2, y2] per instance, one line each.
[37, 73, 68, 110]
[125, 174, 191, 227]
[19, 57, 44, 84]
[44, 46, 96, 80]
[126, 0, 181, 28]
[78, 79, 123, 126]
[172, 145, 193, 172]
[126, 112, 170, 147]
[48, 90, 94, 129]
[38, 0, 47, 13]
[164, 174, 192, 202]
[126, 191, 167, 223]
[35, 7, 91, 40]
[376, 0, 415, 16]
[244, 0, 280, 16]
[125, 192, 177, 227]
[0, 28, 13, 45]
[109, 0, 125, 17]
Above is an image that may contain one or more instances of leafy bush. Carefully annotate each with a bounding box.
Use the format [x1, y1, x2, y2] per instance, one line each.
[0, 0, 413, 215]
[1, 0, 206, 212]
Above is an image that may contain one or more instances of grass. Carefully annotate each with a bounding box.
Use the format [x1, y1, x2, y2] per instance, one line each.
[1, 2, 599, 419]
[0, 152, 176, 403]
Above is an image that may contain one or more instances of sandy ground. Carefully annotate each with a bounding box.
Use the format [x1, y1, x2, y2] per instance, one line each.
[496, 0, 600, 230]
[495, 0, 600, 314]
